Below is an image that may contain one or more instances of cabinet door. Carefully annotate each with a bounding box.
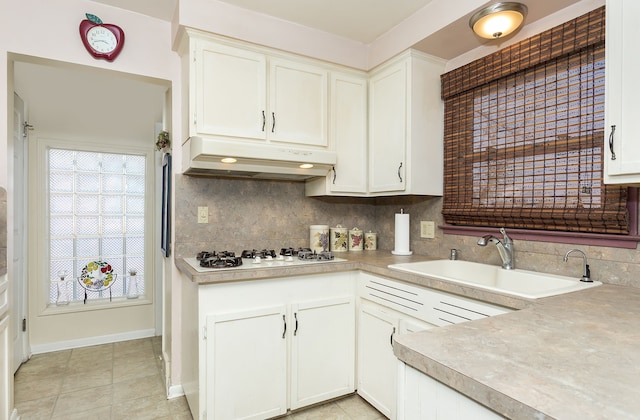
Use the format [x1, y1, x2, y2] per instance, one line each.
[206, 306, 287, 420]
[357, 300, 400, 418]
[196, 41, 267, 140]
[398, 364, 504, 420]
[369, 61, 407, 193]
[290, 296, 355, 409]
[604, 0, 640, 184]
[269, 58, 328, 147]
[330, 72, 368, 193]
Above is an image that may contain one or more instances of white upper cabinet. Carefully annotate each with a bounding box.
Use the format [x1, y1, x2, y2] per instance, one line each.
[368, 50, 446, 196]
[306, 70, 368, 195]
[307, 50, 445, 197]
[183, 30, 330, 150]
[605, 0, 640, 185]
[195, 41, 267, 140]
[369, 60, 407, 193]
[269, 59, 328, 147]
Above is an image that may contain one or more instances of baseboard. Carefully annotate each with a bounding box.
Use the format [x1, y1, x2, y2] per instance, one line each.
[167, 384, 185, 399]
[30, 328, 157, 354]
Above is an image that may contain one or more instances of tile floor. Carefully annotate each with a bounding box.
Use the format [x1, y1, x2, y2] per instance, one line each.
[14, 337, 385, 420]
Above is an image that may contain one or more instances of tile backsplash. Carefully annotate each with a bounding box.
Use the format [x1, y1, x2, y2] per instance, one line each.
[174, 176, 640, 288]
[174, 175, 377, 257]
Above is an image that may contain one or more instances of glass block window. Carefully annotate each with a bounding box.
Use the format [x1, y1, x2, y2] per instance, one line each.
[48, 149, 146, 303]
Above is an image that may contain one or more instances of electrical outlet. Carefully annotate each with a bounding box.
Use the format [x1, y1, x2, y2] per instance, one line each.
[420, 221, 435, 238]
[197, 206, 208, 224]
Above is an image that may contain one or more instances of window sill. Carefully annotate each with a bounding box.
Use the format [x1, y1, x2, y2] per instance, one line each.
[41, 296, 151, 316]
[441, 225, 640, 249]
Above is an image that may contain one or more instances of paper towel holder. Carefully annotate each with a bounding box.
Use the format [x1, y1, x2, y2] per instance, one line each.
[392, 208, 413, 256]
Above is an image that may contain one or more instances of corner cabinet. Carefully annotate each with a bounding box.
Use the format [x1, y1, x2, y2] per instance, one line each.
[397, 364, 505, 420]
[604, 0, 640, 185]
[368, 50, 446, 196]
[358, 299, 435, 419]
[306, 50, 446, 197]
[305, 70, 369, 196]
[181, 29, 329, 150]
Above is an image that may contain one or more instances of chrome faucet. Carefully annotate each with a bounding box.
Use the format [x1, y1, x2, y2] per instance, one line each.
[477, 227, 514, 270]
[563, 249, 592, 282]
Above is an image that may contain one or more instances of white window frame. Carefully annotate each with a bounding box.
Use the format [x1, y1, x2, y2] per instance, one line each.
[29, 136, 156, 316]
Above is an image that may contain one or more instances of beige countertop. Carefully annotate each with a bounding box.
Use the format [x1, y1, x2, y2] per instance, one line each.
[176, 251, 639, 419]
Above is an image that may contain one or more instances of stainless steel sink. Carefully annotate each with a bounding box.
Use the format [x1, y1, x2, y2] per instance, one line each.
[388, 259, 602, 299]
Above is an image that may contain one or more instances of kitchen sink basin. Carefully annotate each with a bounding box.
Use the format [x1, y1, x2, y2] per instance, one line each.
[388, 259, 602, 299]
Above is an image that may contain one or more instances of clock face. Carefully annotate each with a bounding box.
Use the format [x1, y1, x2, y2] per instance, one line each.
[79, 14, 125, 62]
[87, 26, 117, 53]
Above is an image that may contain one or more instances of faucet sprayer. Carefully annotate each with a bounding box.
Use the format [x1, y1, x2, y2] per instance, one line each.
[477, 227, 514, 270]
[563, 249, 592, 282]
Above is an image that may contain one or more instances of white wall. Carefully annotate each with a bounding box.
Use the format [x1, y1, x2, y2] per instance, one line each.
[0, 0, 182, 415]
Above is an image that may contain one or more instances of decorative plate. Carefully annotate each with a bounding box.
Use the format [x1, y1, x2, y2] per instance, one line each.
[80, 260, 115, 290]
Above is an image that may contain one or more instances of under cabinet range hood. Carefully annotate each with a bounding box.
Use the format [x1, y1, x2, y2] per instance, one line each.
[182, 136, 337, 180]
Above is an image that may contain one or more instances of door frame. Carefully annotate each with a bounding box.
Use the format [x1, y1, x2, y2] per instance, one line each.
[12, 92, 29, 373]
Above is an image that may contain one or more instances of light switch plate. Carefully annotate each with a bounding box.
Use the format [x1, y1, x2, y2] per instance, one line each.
[420, 221, 435, 238]
[197, 206, 208, 224]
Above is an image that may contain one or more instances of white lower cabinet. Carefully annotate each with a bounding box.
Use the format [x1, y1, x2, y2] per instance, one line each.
[189, 273, 356, 420]
[397, 364, 505, 420]
[356, 272, 510, 419]
[290, 297, 355, 409]
[357, 299, 435, 419]
[207, 305, 288, 420]
[183, 270, 511, 420]
[207, 296, 355, 419]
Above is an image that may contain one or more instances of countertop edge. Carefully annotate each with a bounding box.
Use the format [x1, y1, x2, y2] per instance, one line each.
[393, 339, 547, 419]
[175, 252, 533, 310]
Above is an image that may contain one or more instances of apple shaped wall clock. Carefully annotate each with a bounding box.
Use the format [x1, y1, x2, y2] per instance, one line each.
[79, 13, 125, 62]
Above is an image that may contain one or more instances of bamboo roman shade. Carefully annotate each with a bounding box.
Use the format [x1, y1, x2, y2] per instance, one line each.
[441, 6, 629, 234]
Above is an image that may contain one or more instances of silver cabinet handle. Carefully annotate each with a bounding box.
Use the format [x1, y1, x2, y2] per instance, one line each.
[272, 112, 276, 133]
[332, 166, 336, 184]
[390, 326, 396, 347]
[397, 162, 403, 182]
[609, 125, 617, 160]
[262, 111, 266, 132]
[294, 312, 299, 336]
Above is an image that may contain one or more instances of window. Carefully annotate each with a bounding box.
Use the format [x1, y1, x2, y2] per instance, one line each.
[47, 148, 147, 304]
[441, 6, 630, 235]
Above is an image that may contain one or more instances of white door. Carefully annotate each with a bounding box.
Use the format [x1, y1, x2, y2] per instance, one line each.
[369, 61, 407, 193]
[604, 0, 640, 182]
[290, 296, 355, 409]
[357, 300, 400, 419]
[330, 72, 368, 193]
[269, 58, 328, 147]
[12, 93, 28, 372]
[196, 41, 267, 140]
[206, 305, 288, 420]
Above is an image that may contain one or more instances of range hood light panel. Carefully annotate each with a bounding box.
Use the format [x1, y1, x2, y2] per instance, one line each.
[183, 136, 337, 180]
[221, 157, 237, 163]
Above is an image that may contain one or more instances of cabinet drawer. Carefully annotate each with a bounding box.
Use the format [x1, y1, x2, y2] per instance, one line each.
[431, 292, 509, 326]
[359, 273, 430, 321]
[358, 272, 511, 327]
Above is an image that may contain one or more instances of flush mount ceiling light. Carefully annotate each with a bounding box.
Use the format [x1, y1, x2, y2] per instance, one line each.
[221, 157, 237, 163]
[299, 163, 314, 169]
[469, 2, 528, 39]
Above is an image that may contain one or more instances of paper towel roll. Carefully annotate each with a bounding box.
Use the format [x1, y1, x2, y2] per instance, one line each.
[392, 212, 413, 255]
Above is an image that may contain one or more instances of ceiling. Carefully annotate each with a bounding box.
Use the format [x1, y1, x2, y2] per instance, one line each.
[91, 0, 584, 60]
